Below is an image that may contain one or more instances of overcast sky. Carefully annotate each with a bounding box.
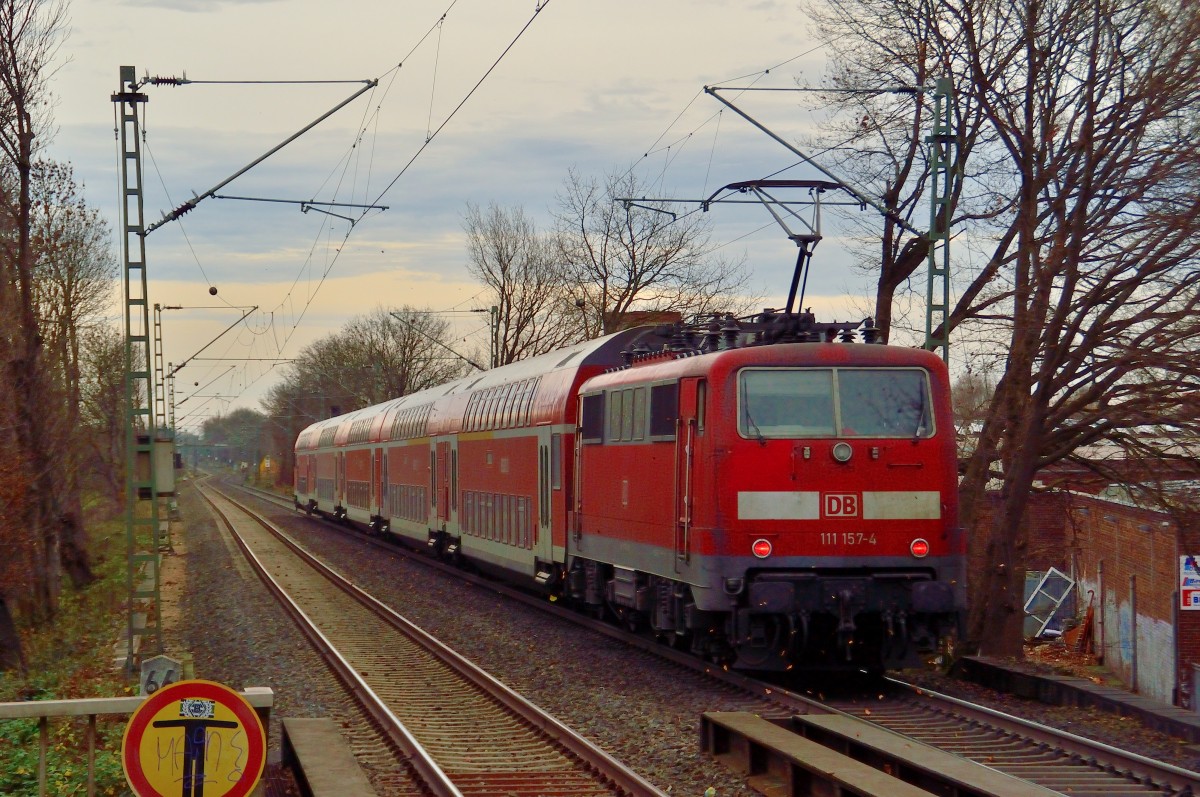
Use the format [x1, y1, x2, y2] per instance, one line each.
[48, 0, 880, 428]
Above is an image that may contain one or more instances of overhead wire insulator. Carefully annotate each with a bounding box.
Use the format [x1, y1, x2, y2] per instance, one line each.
[148, 75, 191, 87]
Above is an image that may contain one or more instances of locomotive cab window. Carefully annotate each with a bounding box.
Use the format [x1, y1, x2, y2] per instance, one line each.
[838, 369, 932, 437]
[738, 367, 933, 439]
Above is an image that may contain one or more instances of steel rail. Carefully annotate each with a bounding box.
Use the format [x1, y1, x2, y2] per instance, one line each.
[195, 482, 460, 796]
[884, 676, 1200, 795]
[205, 479, 669, 797]
[233, 478, 1200, 796]
[231, 479, 832, 708]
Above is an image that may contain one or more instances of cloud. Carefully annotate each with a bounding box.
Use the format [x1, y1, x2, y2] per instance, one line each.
[118, 0, 279, 11]
[56, 0, 884, 417]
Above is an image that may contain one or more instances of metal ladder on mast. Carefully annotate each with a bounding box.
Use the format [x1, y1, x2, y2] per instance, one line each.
[114, 65, 165, 669]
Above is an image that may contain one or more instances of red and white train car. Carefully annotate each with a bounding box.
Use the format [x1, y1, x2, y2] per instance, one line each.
[294, 316, 964, 672]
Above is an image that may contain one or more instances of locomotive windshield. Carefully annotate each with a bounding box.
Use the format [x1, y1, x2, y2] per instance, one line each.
[738, 367, 933, 439]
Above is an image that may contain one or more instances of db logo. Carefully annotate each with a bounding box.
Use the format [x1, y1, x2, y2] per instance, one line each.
[824, 493, 859, 517]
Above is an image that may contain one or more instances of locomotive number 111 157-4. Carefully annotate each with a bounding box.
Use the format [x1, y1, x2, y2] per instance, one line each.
[819, 532, 878, 545]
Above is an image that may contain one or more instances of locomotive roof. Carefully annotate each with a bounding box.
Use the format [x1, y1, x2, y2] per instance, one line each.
[578, 339, 947, 391]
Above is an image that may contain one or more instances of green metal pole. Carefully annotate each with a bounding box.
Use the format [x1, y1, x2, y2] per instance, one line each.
[114, 66, 163, 671]
[924, 77, 954, 362]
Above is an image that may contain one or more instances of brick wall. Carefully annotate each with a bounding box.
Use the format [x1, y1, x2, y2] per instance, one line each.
[972, 489, 1198, 707]
[969, 492, 1070, 587]
[1064, 494, 1180, 702]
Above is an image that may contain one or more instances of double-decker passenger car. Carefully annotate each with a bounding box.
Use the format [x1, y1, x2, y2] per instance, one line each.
[294, 313, 964, 672]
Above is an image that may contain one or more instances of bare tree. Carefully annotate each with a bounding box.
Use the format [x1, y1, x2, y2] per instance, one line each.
[463, 202, 579, 365]
[807, 0, 1200, 656]
[0, 340, 28, 673]
[803, 0, 1012, 344]
[262, 306, 472, 484]
[201, 408, 267, 469]
[79, 325, 127, 507]
[30, 160, 113, 586]
[0, 0, 70, 630]
[553, 169, 754, 337]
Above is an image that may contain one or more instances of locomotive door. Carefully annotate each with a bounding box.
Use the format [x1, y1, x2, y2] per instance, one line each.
[674, 378, 704, 567]
[435, 441, 450, 527]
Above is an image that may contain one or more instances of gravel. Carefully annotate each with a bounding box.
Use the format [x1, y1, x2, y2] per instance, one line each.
[168, 478, 1200, 796]
[171, 481, 760, 796]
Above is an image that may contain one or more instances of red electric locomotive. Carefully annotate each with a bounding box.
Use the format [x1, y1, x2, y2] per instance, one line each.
[294, 312, 964, 672]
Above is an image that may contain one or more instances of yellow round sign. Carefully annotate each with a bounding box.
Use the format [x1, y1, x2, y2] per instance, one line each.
[122, 679, 266, 797]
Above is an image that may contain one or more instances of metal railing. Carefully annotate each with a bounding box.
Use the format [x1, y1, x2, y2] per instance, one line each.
[0, 687, 273, 797]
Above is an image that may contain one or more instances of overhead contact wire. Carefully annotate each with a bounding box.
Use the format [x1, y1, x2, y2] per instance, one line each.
[427, 13, 446, 141]
[261, 0, 555, 391]
[364, 0, 553, 212]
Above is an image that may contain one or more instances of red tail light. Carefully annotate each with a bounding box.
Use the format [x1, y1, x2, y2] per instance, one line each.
[752, 539, 773, 558]
[910, 538, 930, 558]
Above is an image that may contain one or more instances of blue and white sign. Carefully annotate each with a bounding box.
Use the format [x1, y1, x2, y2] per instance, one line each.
[1182, 555, 1200, 611]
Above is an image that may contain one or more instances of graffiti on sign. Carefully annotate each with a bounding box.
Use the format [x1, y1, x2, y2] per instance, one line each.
[122, 679, 265, 797]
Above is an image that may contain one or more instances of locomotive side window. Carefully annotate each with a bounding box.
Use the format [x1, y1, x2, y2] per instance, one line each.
[632, 388, 647, 440]
[620, 388, 634, 440]
[608, 390, 624, 441]
[649, 382, 678, 439]
[580, 394, 605, 443]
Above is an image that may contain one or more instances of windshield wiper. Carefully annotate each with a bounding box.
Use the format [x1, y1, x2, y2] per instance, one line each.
[740, 382, 767, 446]
[912, 386, 927, 444]
[746, 409, 767, 446]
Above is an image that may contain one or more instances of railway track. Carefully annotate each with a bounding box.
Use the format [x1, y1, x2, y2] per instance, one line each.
[822, 678, 1200, 796]
[197, 479, 668, 797]
[229, 479, 1200, 796]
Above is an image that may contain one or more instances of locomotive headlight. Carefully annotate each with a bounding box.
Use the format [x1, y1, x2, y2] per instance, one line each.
[910, 538, 930, 558]
[751, 538, 773, 558]
[831, 442, 853, 463]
